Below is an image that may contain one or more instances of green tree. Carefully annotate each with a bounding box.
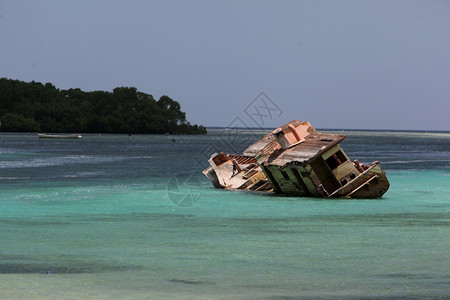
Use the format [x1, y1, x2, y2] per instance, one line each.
[1, 113, 40, 132]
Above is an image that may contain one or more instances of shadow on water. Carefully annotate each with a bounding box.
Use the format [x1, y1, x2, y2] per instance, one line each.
[0, 262, 142, 274]
[0, 254, 142, 274]
[168, 278, 213, 285]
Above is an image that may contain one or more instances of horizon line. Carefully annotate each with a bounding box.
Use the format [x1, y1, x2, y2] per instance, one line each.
[205, 126, 450, 133]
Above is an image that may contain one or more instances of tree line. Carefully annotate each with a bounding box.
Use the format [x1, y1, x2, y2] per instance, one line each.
[0, 78, 206, 134]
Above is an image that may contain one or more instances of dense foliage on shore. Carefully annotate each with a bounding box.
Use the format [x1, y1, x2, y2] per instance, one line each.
[0, 78, 206, 134]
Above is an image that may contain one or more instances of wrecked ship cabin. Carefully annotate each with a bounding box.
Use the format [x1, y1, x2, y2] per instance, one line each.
[202, 120, 389, 198]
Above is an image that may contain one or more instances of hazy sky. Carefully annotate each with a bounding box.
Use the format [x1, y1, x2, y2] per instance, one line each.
[1, 0, 449, 130]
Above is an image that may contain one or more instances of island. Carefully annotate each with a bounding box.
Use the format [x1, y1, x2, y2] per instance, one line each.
[0, 78, 206, 135]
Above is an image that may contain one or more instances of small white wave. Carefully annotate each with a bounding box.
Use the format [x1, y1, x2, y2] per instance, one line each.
[385, 159, 450, 164]
[61, 171, 105, 178]
[0, 155, 153, 168]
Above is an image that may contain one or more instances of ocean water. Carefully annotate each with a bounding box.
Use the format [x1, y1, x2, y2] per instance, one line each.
[0, 130, 449, 299]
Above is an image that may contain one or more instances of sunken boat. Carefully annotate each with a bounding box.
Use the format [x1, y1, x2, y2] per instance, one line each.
[202, 120, 389, 198]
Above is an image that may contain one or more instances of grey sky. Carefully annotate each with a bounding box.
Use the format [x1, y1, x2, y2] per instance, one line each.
[1, 0, 449, 130]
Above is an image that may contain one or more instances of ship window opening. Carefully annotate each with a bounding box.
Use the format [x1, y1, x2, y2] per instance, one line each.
[243, 169, 258, 179]
[350, 173, 356, 180]
[325, 150, 347, 170]
[281, 170, 290, 180]
[341, 178, 348, 186]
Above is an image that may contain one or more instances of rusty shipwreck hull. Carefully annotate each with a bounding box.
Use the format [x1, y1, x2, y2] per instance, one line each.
[202, 120, 390, 198]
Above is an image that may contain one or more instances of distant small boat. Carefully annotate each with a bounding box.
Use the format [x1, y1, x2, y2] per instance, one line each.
[38, 133, 82, 139]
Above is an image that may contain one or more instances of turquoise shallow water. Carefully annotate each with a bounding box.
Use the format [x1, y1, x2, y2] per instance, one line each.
[0, 131, 449, 299]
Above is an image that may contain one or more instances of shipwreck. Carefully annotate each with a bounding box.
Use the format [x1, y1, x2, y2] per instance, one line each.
[203, 120, 389, 198]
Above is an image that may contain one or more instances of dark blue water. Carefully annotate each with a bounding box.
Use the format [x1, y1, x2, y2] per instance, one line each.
[0, 130, 449, 299]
